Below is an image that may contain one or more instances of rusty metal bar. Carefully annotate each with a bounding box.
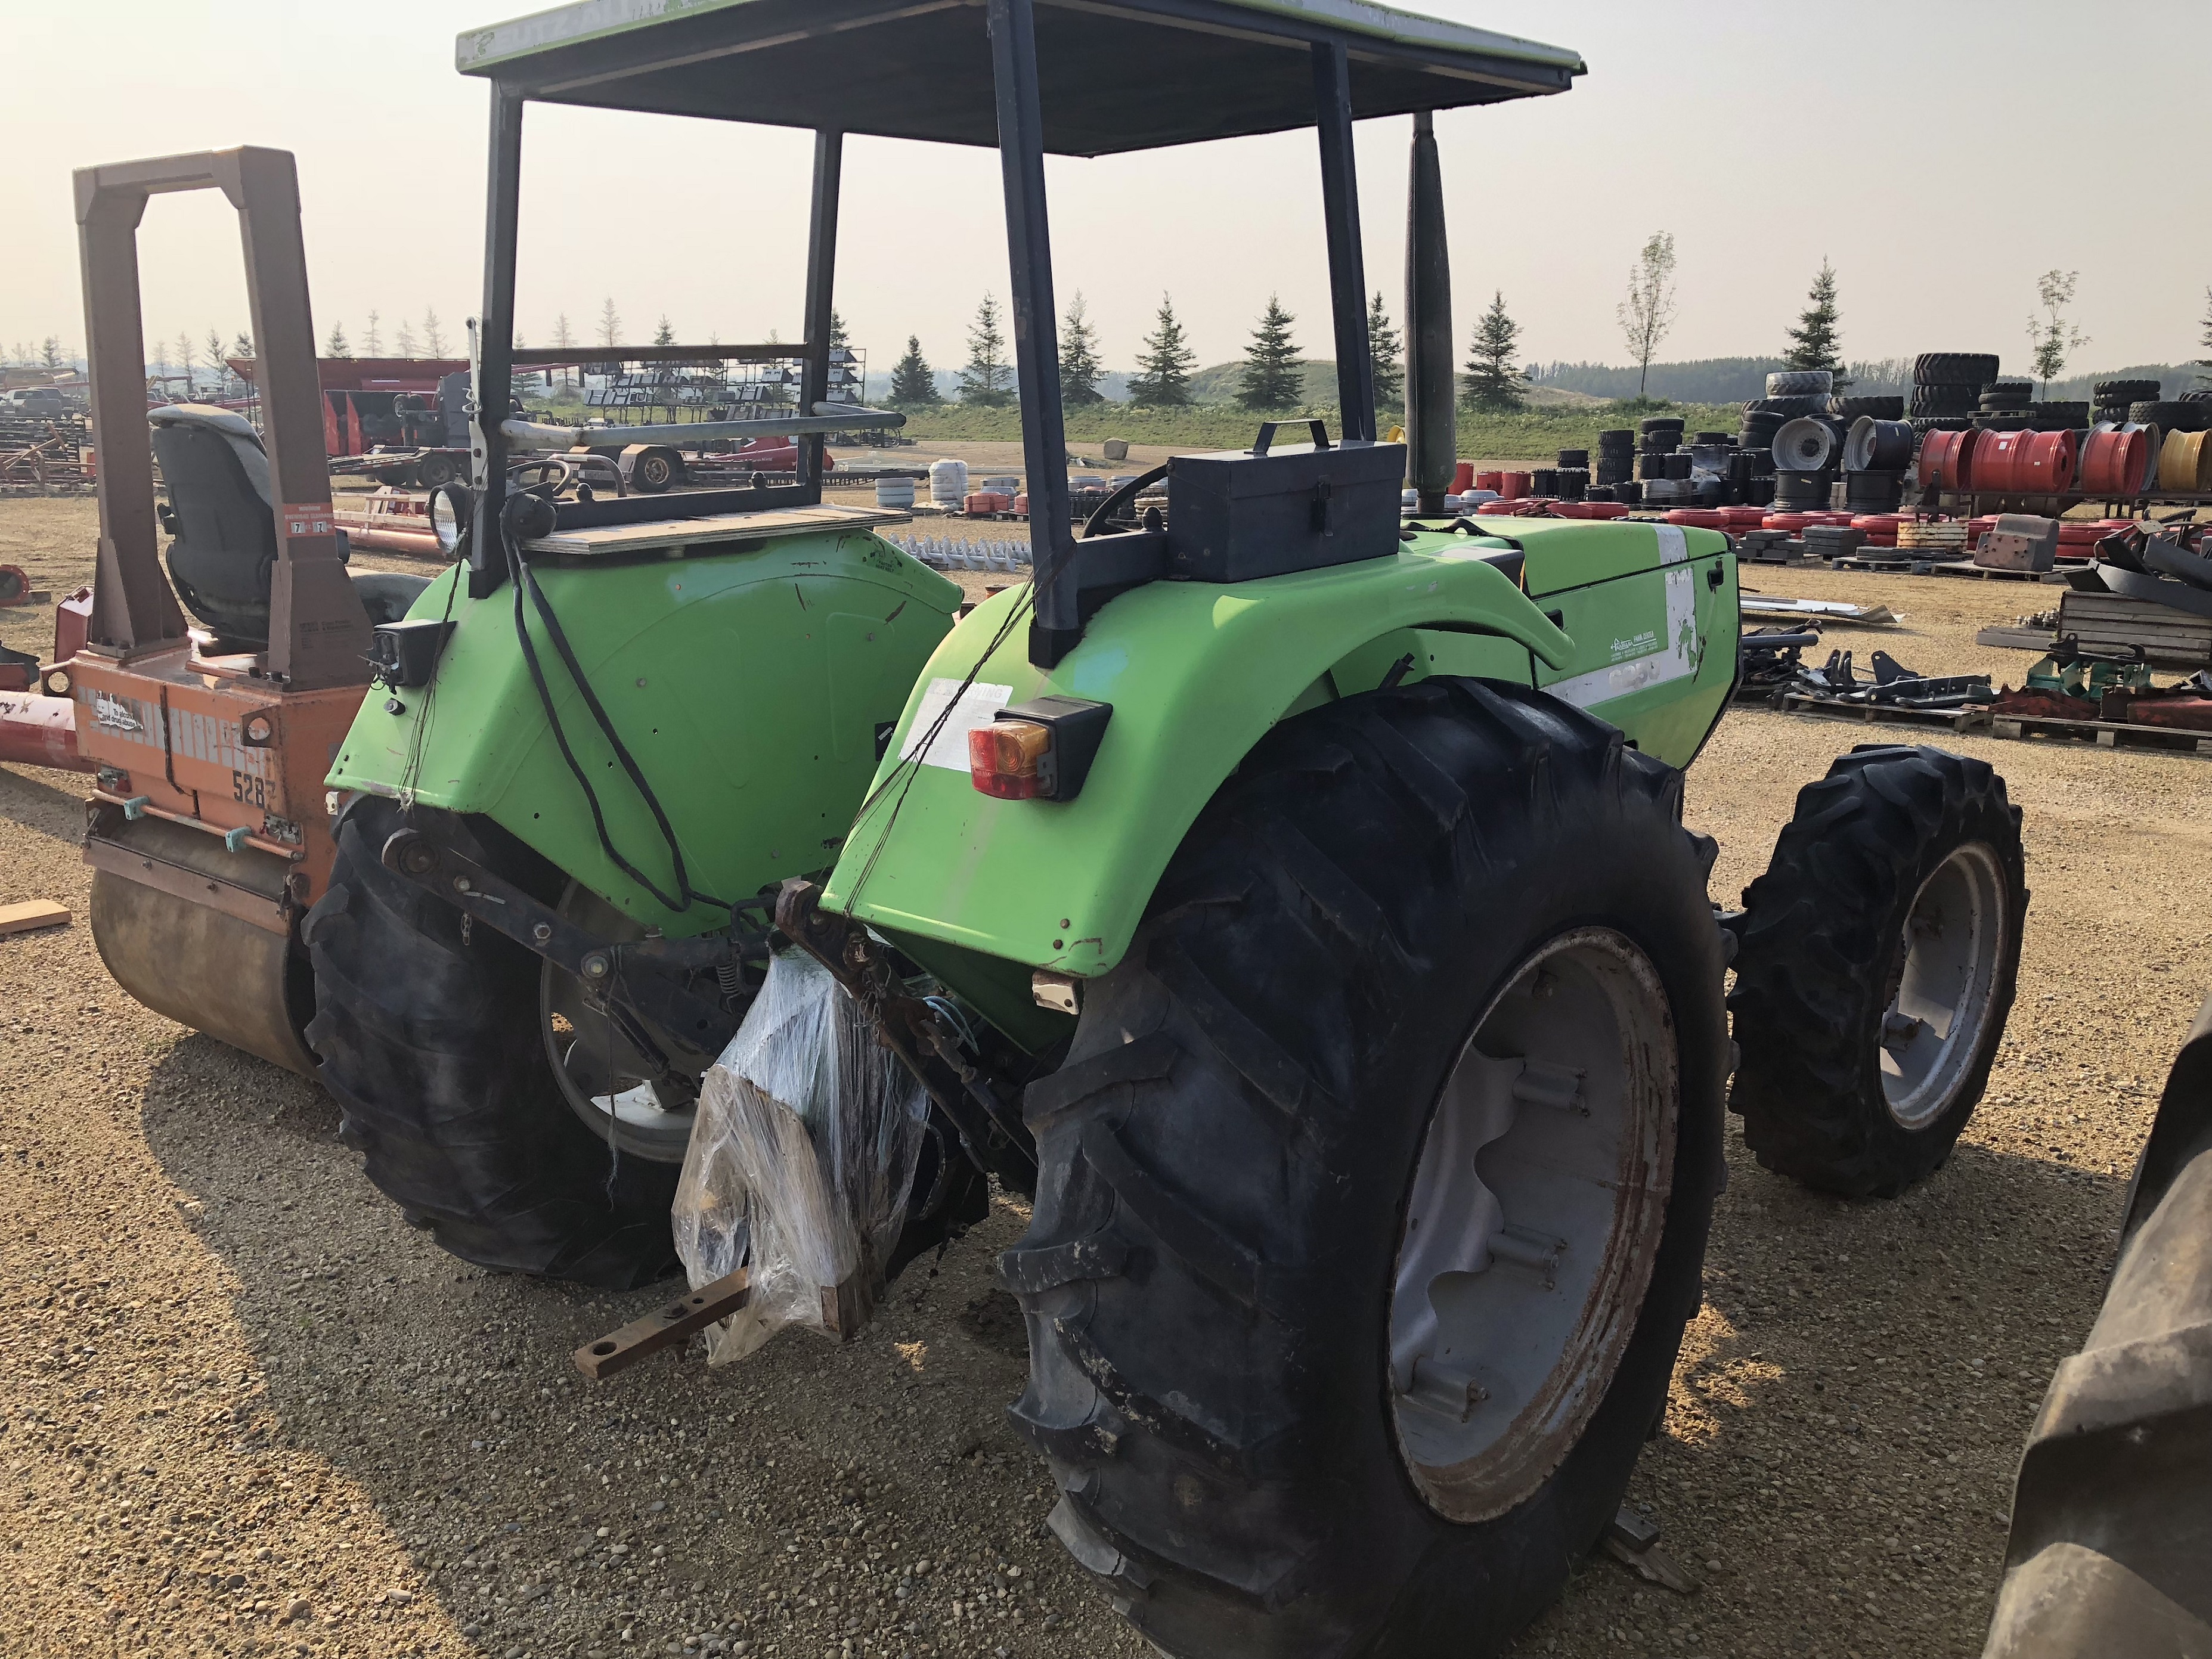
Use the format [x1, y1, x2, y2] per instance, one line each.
[573, 1267, 752, 1380]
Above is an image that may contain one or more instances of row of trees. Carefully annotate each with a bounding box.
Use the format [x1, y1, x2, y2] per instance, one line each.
[881, 289, 1528, 414]
[4, 338, 72, 371]
[1615, 235, 2105, 401]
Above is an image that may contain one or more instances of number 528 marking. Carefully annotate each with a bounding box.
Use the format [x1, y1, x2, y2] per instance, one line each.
[231, 770, 268, 809]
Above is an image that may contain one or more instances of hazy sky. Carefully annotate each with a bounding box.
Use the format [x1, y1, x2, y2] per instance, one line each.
[4, 1, 2207, 380]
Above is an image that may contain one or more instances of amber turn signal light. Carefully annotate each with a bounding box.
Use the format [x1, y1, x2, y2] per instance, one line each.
[965, 696, 1113, 802]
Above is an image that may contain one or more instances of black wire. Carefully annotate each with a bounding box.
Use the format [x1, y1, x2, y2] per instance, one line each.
[500, 510, 732, 915]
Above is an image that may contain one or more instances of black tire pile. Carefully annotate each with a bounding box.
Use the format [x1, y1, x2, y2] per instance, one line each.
[1592, 427, 1636, 495]
[2129, 399, 2209, 433]
[2094, 379, 2160, 426]
[1907, 352, 1996, 433]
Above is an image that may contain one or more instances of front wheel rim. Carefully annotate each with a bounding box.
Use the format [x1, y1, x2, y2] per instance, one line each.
[1387, 928, 1679, 1524]
[1880, 842, 2007, 1131]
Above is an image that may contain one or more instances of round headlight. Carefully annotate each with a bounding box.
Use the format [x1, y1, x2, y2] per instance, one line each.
[429, 483, 473, 555]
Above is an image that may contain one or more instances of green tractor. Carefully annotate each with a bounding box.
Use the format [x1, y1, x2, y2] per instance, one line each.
[314, 0, 2030, 1651]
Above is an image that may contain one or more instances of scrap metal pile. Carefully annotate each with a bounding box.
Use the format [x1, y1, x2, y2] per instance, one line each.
[1739, 627, 1994, 712]
[0, 414, 91, 495]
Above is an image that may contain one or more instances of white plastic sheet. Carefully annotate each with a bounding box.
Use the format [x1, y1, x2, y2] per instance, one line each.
[672, 950, 930, 1363]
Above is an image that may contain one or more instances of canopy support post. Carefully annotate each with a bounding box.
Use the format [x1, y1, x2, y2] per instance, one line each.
[800, 129, 843, 507]
[988, 0, 1077, 669]
[1312, 42, 1374, 444]
[469, 85, 524, 599]
[1404, 110, 1455, 515]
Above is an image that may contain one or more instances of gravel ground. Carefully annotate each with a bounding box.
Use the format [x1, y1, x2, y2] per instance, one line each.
[3, 498, 2206, 1659]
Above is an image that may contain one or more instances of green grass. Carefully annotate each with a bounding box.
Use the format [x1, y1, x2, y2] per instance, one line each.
[899, 401, 1748, 466]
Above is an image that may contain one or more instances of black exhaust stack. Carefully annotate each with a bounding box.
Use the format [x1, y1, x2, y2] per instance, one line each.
[1404, 111, 1455, 515]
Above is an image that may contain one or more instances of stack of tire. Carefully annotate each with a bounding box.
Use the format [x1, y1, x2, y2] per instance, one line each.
[1909, 352, 1997, 434]
[1841, 415, 1913, 514]
[1594, 429, 1635, 488]
[1553, 449, 1590, 500]
[1739, 404, 1786, 461]
[2094, 379, 2160, 427]
[1636, 417, 1685, 501]
[2129, 396, 2209, 435]
[1758, 371, 1838, 509]
[1975, 379, 2033, 430]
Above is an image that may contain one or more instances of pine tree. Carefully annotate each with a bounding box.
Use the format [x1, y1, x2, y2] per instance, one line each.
[325, 321, 351, 359]
[597, 297, 621, 350]
[1460, 291, 1526, 412]
[1127, 293, 1197, 408]
[363, 311, 382, 357]
[1368, 291, 1404, 409]
[231, 331, 254, 360]
[653, 315, 675, 346]
[829, 310, 850, 350]
[205, 328, 227, 387]
[1059, 292, 1104, 407]
[1783, 259, 1849, 389]
[393, 319, 416, 358]
[958, 295, 1014, 408]
[175, 333, 196, 394]
[422, 307, 447, 357]
[1237, 295, 1302, 411]
[887, 336, 939, 407]
[41, 337, 64, 370]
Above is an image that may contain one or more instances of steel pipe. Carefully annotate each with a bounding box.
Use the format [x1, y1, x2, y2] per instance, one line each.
[0, 691, 92, 772]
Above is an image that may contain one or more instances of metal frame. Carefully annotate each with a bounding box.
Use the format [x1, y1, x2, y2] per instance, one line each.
[467, 91, 849, 599]
[74, 146, 371, 689]
[989, 0, 1391, 666]
[455, 0, 1532, 656]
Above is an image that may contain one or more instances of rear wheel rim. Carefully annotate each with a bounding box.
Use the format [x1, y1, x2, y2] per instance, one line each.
[1387, 928, 1678, 1523]
[1881, 842, 2007, 1131]
[540, 882, 698, 1162]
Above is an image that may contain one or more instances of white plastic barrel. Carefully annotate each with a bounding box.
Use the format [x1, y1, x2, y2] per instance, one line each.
[876, 476, 917, 509]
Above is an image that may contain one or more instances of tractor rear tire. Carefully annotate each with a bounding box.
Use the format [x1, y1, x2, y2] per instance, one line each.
[1001, 680, 1728, 1659]
[303, 796, 682, 1289]
[1728, 745, 2026, 1199]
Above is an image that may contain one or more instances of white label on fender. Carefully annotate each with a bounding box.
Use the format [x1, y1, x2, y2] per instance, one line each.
[1547, 563, 1702, 710]
[1654, 523, 1690, 565]
[900, 677, 1014, 771]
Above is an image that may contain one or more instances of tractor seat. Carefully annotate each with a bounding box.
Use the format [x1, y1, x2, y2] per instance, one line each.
[150, 404, 411, 650]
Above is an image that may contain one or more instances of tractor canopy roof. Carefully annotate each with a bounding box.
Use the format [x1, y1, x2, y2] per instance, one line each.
[456, 0, 1584, 156]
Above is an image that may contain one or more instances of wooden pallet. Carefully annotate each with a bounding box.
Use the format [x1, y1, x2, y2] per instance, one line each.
[2055, 591, 2212, 669]
[1827, 556, 1932, 573]
[1988, 711, 2212, 756]
[1777, 693, 1993, 734]
[1976, 625, 2056, 652]
[1929, 560, 2066, 583]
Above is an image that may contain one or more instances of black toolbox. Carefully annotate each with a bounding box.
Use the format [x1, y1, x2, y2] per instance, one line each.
[1164, 421, 1405, 582]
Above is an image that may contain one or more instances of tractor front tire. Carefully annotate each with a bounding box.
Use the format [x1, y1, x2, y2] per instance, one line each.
[1728, 745, 2026, 1198]
[1001, 680, 1729, 1659]
[303, 796, 681, 1289]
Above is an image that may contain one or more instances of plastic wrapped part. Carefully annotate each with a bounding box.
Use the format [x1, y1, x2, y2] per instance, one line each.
[672, 950, 930, 1363]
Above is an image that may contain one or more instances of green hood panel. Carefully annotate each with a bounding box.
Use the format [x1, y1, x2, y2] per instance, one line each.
[327, 531, 961, 937]
[820, 522, 1733, 982]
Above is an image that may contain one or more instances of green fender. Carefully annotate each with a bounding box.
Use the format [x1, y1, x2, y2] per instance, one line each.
[821, 518, 1735, 1013]
[326, 529, 962, 937]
